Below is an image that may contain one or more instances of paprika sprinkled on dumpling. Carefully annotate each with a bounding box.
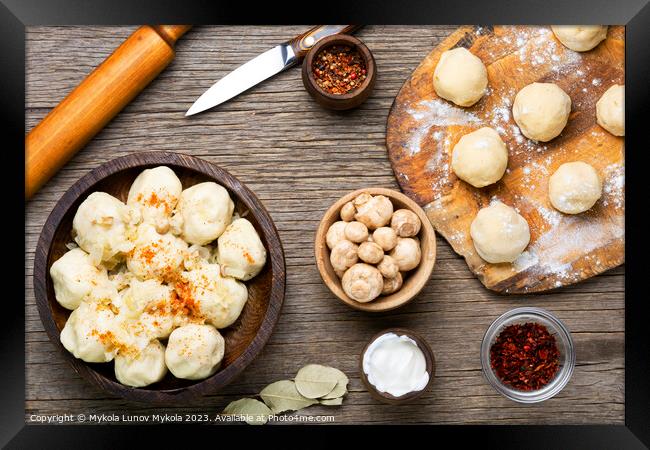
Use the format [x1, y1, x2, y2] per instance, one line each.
[127, 166, 182, 232]
[216, 218, 267, 281]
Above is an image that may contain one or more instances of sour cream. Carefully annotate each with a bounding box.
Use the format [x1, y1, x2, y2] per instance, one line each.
[362, 332, 430, 397]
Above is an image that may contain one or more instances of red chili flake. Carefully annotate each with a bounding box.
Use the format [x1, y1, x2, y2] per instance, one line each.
[490, 322, 560, 391]
[312, 45, 367, 95]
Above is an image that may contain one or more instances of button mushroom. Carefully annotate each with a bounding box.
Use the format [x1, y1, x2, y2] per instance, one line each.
[391, 209, 422, 237]
[382, 272, 403, 295]
[353, 192, 373, 207]
[377, 255, 399, 279]
[354, 195, 394, 230]
[389, 237, 421, 271]
[358, 241, 384, 264]
[326, 221, 347, 250]
[341, 263, 383, 303]
[344, 221, 369, 243]
[340, 201, 356, 222]
[372, 227, 398, 251]
[330, 240, 359, 272]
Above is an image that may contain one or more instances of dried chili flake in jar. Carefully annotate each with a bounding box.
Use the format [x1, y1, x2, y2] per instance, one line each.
[312, 45, 367, 95]
[490, 322, 560, 391]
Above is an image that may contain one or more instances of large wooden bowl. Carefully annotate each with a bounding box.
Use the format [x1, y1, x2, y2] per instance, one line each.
[315, 188, 436, 312]
[33, 152, 286, 403]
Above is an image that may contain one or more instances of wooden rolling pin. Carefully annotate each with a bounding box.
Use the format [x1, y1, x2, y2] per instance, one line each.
[25, 25, 192, 199]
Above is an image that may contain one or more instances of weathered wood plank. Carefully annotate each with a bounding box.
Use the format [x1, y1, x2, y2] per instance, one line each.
[25, 25, 624, 424]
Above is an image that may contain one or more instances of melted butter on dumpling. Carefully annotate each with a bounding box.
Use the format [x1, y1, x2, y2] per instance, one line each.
[126, 223, 188, 282]
[127, 166, 182, 232]
[216, 218, 266, 281]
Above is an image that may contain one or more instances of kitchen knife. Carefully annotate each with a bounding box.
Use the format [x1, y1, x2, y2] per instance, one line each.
[185, 25, 360, 116]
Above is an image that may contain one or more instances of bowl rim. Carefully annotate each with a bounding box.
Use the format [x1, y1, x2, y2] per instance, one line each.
[314, 187, 436, 312]
[359, 327, 435, 404]
[33, 151, 286, 403]
[480, 307, 576, 404]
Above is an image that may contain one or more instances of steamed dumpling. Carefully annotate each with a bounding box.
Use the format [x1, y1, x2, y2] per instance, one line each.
[119, 278, 174, 319]
[216, 218, 266, 281]
[175, 182, 234, 245]
[60, 301, 123, 363]
[165, 324, 225, 380]
[49, 248, 113, 310]
[126, 223, 188, 282]
[178, 263, 247, 329]
[114, 340, 167, 387]
[127, 166, 182, 232]
[72, 192, 138, 267]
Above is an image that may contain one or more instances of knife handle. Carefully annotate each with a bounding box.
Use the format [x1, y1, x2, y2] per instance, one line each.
[25, 25, 191, 199]
[288, 25, 361, 61]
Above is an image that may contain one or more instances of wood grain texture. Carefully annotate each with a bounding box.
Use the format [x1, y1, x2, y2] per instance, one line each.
[386, 25, 625, 294]
[33, 152, 285, 402]
[25, 26, 624, 425]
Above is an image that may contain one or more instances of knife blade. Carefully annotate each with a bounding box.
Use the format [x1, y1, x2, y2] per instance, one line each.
[186, 25, 360, 116]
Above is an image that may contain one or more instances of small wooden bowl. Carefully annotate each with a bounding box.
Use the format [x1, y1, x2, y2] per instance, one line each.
[33, 152, 286, 403]
[302, 34, 377, 110]
[315, 188, 436, 312]
[359, 328, 435, 404]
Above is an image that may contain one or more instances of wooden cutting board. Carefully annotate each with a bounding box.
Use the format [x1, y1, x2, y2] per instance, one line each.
[386, 25, 624, 293]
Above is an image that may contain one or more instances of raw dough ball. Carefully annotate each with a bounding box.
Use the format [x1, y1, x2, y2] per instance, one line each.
[175, 182, 234, 245]
[72, 192, 137, 267]
[126, 223, 188, 282]
[330, 240, 359, 272]
[382, 272, 403, 295]
[596, 84, 624, 136]
[551, 25, 608, 52]
[433, 47, 488, 107]
[49, 248, 113, 310]
[114, 340, 167, 387]
[326, 221, 347, 250]
[127, 166, 182, 229]
[344, 221, 369, 243]
[216, 218, 267, 281]
[165, 324, 225, 380]
[470, 201, 530, 263]
[548, 162, 602, 214]
[389, 237, 421, 271]
[512, 82, 571, 142]
[358, 241, 384, 264]
[372, 227, 398, 251]
[390, 209, 422, 237]
[178, 263, 248, 329]
[60, 301, 121, 363]
[451, 127, 508, 188]
[341, 263, 384, 303]
[340, 202, 356, 222]
[354, 195, 394, 230]
[377, 255, 399, 279]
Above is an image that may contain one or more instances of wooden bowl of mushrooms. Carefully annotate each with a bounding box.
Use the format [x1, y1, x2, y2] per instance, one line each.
[315, 188, 436, 312]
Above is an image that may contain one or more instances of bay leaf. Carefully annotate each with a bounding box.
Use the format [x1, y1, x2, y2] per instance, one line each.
[320, 397, 344, 406]
[260, 380, 318, 414]
[320, 367, 349, 399]
[295, 364, 341, 399]
[222, 398, 272, 425]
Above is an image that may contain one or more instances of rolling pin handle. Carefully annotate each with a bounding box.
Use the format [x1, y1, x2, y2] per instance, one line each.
[152, 25, 192, 46]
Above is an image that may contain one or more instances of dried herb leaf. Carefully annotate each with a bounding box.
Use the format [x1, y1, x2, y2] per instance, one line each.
[295, 364, 342, 399]
[260, 380, 317, 414]
[320, 397, 344, 406]
[222, 398, 272, 425]
[320, 367, 349, 399]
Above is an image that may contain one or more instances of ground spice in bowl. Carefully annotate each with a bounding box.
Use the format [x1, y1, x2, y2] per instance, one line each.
[311, 44, 367, 95]
[489, 322, 560, 391]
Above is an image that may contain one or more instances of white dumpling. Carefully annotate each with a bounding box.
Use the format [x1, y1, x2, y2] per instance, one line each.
[178, 263, 247, 329]
[49, 248, 113, 310]
[183, 244, 213, 272]
[119, 278, 174, 319]
[216, 218, 266, 281]
[174, 182, 234, 246]
[60, 301, 122, 363]
[126, 223, 188, 282]
[114, 340, 167, 387]
[165, 324, 225, 380]
[127, 166, 182, 232]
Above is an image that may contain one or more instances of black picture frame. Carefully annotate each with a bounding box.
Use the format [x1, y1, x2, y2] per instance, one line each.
[7, 0, 649, 447]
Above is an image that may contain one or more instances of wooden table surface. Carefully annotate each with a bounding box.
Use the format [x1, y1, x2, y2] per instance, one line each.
[25, 26, 624, 425]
